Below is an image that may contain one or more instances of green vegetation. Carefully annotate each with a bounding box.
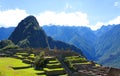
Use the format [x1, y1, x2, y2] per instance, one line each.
[34, 51, 46, 69]
[0, 40, 19, 50]
[16, 52, 29, 56]
[47, 63, 61, 69]
[0, 40, 14, 48]
[64, 56, 90, 71]
[0, 57, 46, 76]
[65, 56, 87, 63]
[15, 55, 24, 59]
[14, 52, 29, 59]
[49, 60, 59, 63]
[0, 57, 43, 76]
[0, 57, 30, 67]
[43, 56, 67, 76]
[22, 58, 34, 64]
[18, 39, 30, 48]
[0, 50, 70, 76]
[47, 63, 61, 66]
[64, 56, 87, 64]
[44, 68, 65, 71]
[43, 67, 66, 75]
[95, 63, 101, 67]
[29, 54, 35, 58]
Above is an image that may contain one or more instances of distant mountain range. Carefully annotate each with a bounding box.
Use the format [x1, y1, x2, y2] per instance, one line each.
[95, 25, 120, 68]
[0, 17, 120, 68]
[0, 27, 14, 40]
[42, 25, 97, 60]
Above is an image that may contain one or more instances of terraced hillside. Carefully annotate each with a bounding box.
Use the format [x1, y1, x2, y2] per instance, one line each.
[0, 48, 110, 76]
[64, 56, 108, 76]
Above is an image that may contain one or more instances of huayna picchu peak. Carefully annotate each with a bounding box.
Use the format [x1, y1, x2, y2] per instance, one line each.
[8, 15, 83, 55]
[9, 15, 48, 48]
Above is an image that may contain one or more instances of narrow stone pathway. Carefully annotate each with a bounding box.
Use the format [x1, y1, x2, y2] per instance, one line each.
[57, 57, 73, 76]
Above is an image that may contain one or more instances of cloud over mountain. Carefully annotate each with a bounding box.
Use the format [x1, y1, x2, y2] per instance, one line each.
[90, 16, 120, 30]
[36, 11, 89, 26]
[0, 9, 29, 27]
[0, 8, 120, 30]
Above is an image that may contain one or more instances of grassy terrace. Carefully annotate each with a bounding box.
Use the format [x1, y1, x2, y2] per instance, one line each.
[73, 62, 91, 65]
[15, 52, 28, 56]
[28, 54, 35, 59]
[48, 59, 59, 63]
[47, 63, 61, 66]
[43, 67, 67, 76]
[44, 56, 68, 76]
[44, 68, 65, 71]
[0, 51, 69, 76]
[0, 57, 45, 76]
[65, 56, 87, 62]
[64, 56, 91, 71]
[0, 54, 68, 76]
[65, 56, 88, 63]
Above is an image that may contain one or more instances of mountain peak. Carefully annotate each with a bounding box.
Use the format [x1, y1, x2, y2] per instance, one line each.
[20, 15, 41, 30]
[9, 15, 48, 48]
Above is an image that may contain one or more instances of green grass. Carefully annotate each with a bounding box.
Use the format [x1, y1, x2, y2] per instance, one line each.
[28, 54, 35, 59]
[73, 62, 91, 65]
[0, 55, 68, 76]
[0, 57, 30, 67]
[49, 59, 59, 63]
[0, 57, 45, 76]
[65, 56, 87, 62]
[44, 68, 65, 71]
[47, 63, 61, 66]
[95, 64, 101, 67]
[15, 68, 45, 75]
[16, 52, 28, 56]
[14, 55, 24, 59]
[59, 74, 68, 76]
[64, 56, 91, 71]
[44, 57, 67, 75]
[43, 68, 66, 76]
[65, 56, 88, 64]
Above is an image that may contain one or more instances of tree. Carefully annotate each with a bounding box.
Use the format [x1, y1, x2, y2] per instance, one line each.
[34, 51, 46, 69]
[0, 40, 14, 48]
[0, 40, 19, 50]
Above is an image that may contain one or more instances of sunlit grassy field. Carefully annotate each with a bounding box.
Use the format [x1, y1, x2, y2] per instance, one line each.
[0, 57, 45, 76]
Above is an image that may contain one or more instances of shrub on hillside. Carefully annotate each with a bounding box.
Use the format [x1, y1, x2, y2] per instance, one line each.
[2, 45, 19, 50]
[0, 40, 14, 48]
[34, 51, 47, 69]
[0, 40, 19, 50]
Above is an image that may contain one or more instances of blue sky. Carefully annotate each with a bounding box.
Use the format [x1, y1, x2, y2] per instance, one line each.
[0, 0, 120, 30]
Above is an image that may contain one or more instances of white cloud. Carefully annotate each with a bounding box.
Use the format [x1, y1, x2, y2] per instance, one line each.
[114, 1, 120, 7]
[36, 11, 120, 30]
[90, 22, 105, 30]
[114, 2, 119, 6]
[0, 9, 89, 28]
[91, 16, 120, 30]
[36, 11, 89, 26]
[64, 3, 73, 9]
[0, 9, 29, 27]
[108, 16, 120, 24]
[0, 9, 120, 31]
